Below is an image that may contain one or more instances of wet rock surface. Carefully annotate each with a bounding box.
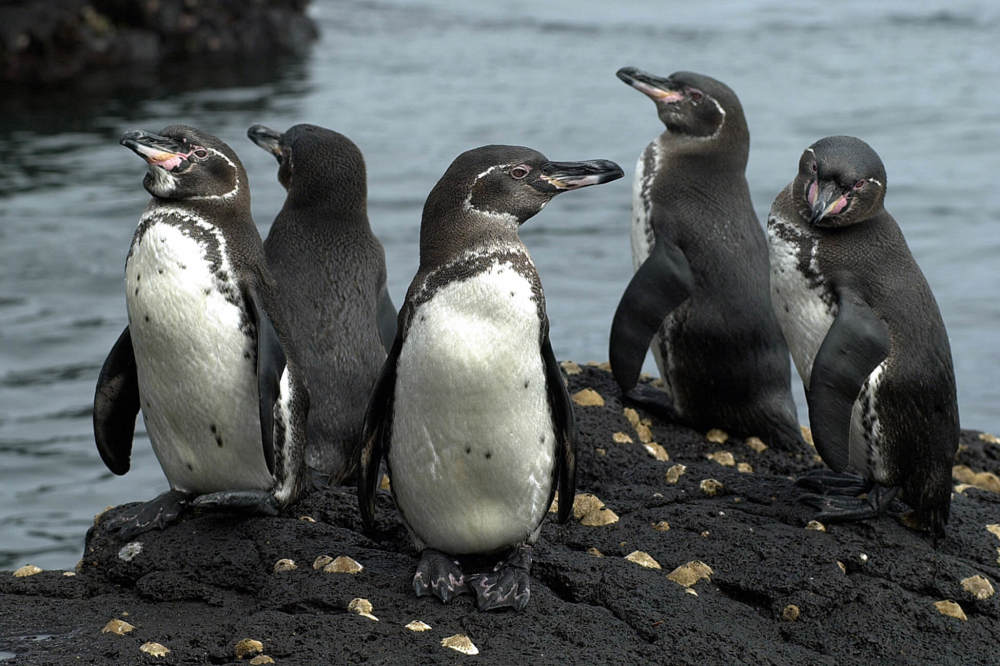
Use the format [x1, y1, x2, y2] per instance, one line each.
[2, 364, 999, 664]
[0, 0, 318, 84]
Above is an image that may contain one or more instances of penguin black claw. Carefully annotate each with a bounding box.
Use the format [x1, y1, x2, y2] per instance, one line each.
[105, 489, 192, 540]
[467, 545, 533, 612]
[413, 549, 468, 603]
[190, 490, 279, 515]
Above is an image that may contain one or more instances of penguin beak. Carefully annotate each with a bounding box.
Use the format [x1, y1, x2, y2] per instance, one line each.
[247, 124, 284, 160]
[807, 180, 849, 225]
[533, 160, 624, 192]
[121, 130, 191, 172]
[616, 66, 684, 103]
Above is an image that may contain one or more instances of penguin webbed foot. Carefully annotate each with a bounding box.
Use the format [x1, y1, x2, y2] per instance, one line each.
[191, 490, 279, 515]
[621, 383, 678, 422]
[413, 549, 468, 604]
[104, 489, 192, 540]
[467, 545, 532, 612]
[796, 471, 900, 523]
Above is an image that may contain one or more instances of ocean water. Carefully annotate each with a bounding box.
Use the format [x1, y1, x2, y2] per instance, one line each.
[1, 0, 997, 570]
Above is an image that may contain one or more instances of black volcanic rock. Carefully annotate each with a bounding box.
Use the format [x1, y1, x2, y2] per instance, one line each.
[0, 0, 317, 84]
[1, 363, 998, 664]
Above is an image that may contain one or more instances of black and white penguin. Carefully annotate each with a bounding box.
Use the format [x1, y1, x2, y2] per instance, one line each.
[767, 135, 959, 536]
[93, 125, 309, 537]
[247, 123, 396, 485]
[359, 145, 623, 610]
[608, 67, 803, 450]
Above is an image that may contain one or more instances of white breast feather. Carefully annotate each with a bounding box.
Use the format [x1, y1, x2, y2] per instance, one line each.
[125, 215, 272, 493]
[767, 213, 836, 387]
[390, 261, 554, 554]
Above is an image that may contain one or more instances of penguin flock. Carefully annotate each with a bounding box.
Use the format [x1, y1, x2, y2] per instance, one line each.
[92, 66, 959, 611]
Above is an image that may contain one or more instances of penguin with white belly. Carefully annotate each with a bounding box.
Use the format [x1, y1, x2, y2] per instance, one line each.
[359, 145, 623, 610]
[767, 135, 959, 537]
[93, 125, 308, 538]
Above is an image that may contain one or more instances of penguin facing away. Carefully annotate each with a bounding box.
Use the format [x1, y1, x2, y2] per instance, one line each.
[767, 135, 959, 537]
[93, 125, 309, 537]
[247, 123, 396, 485]
[608, 66, 804, 451]
[359, 145, 623, 610]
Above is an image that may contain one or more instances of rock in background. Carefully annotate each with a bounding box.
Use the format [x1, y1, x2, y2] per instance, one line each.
[0, 0, 318, 85]
[1, 363, 998, 664]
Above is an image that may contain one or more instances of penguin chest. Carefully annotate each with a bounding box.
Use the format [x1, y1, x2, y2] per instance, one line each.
[767, 214, 836, 386]
[125, 218, 272, 494]
[630, 142, 660, 270]
[390, 263, 555, 554]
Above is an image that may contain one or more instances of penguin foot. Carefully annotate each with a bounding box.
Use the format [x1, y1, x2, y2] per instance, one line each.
[413, 549, 467, 603]
[104, 489, 192, 540]
[191, 490, 279, 515]
[796, 469, 873, 496]
[621, 383, 678, 422]
[467, 545, 532, 612]
[798, 476, 900, 524]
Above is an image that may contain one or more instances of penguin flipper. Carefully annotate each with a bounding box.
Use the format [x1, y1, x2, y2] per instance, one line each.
[609, 239, 694, 391]
[244, 284, 286, 477]
[93, 326, 140, 475]
[542, 335, 576, 524]
[359, 320, 404, 531]
[376, 284, 398, 354]
[806, 286, 890, 472]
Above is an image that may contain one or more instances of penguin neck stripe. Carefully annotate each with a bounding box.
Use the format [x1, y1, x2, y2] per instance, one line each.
[187, 147, 241, 201]
[463, 163, 519, 227]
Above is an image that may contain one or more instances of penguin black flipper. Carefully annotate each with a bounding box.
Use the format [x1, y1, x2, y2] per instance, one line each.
[359, 318, 405, 532]
[94, 326, 140, 476]
[542, 334, 576, 524]
[376, 284, 398, 353]
[244, 283, 285, 477]
[609, 237, 694, 392]
[806, 285, 890, 472]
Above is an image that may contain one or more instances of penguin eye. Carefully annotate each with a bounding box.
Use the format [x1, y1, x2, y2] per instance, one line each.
[853, 179, 866, 190]
[190, 147, 210, 161]
[689, 89, 703, 102]
[510, 165, 530, 180]
[810, 162, 818, 173]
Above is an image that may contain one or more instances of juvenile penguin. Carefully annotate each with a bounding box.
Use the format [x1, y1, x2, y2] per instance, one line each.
[93, 125, 308, 537]
[609, 67, 803, 450]
[247, 123, 396, 485]
[359, 145, 623, 610]
[767, 135, 959, 536]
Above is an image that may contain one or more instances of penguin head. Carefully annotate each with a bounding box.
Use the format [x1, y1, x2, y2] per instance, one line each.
[247, 123, 367, 211]
[795, 136, 887, 228]
[616, 67, 746, 148]
[120, 125, 246, 202]
[431, 145, 623, 227]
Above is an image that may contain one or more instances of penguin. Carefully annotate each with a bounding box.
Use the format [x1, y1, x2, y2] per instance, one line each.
[247, 123, 396, 485]
[608, 67, 803, 450]
[93, 125, 309, 538]
[359, 145, 623, 610]
[767, 135, 959, 537]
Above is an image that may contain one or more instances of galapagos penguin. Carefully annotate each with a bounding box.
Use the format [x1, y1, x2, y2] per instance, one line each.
[359, 145, 623, 610]
[93, 125, 308, 537]
[767, 135, 959, 536]
[609, 67, 803, 450]
[248, 122, 396, 485]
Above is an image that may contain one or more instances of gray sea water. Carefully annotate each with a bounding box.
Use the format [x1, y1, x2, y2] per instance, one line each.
[1, 0, 997, 571]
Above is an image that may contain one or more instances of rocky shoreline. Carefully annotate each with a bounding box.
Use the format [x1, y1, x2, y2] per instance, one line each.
[2, 363, 998, 664]
[0, 0, 317, 85]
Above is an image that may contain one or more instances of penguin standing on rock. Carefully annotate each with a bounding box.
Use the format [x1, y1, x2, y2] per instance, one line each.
[767, 135, 959, 537]
[247, 123, 396, 485]
[359, 145, 623, 610]
[93, 125, 309, 538]
[608, 67, 803, 450]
